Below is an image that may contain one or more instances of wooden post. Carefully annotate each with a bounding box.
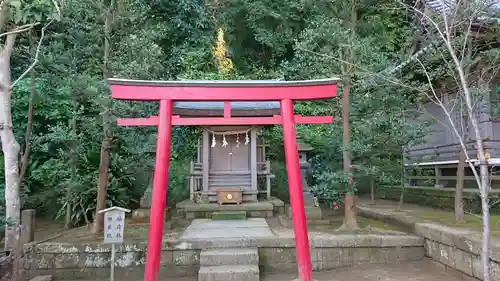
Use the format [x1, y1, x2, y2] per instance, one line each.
[203, 130, 210, 193]
[251, 129, 258, 193]
[20, 209, 36, 246]
[143, 99, 173, 281]
[110, 243, 116, 281]
[280, 98, 312, 281]
[197, 137, 202, 163]
[435, 165, 442, 188]
[266, 160, 271, 200]
[189, 161, 194, 201]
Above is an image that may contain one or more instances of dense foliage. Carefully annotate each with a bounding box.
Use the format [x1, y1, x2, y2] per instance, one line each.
[0, 0, 498, 229]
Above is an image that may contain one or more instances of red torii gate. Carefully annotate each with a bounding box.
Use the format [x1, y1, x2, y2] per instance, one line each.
[108, 78, 339, 281]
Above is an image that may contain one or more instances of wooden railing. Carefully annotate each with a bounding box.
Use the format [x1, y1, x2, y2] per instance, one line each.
[187, 160, 275, 201]
[407, 175, 500, 181]
[405, 174, 500, 189]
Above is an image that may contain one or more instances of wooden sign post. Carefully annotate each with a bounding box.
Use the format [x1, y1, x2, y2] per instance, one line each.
[98, 206, 131, 281]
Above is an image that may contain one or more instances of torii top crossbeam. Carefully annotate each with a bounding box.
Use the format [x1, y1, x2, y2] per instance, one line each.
[108, 77, 339, 281]
[109, 78, 339, 126]
[109, 78, 339, 101]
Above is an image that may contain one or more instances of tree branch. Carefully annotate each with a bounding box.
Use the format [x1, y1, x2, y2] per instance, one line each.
[0, 23, 40, 38]
[296, 46, 421, 92]
[415, 57, 482, 185]
[19, 73, 34, 183]
[19, 31, 37, 185]
[2, 32, 16, 60]
[51, 0, 61, 18]
[0, 0, 9, 34]
[10, 19, 53, 89]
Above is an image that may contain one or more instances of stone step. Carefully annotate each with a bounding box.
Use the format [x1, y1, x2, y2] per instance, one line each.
[210, 173, 251, 177]
[29, 276, 53, 281]
[211, 211, 247, 220]
[209, 178, 250, 182]
[209, 175, 251, 179]
[209, 177, 251, 181]
[209, 181, 252, 186]
[209, 178, 251, 182]
[200, 248, 258, 266]
[198, 265, 259, 281]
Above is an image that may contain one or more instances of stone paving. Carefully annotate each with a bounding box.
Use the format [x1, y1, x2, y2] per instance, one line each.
[262, 260, 462, 281]
[180, 218, 275, 240]
[147, 259, 462, 281]
[59, 259, 464, 281]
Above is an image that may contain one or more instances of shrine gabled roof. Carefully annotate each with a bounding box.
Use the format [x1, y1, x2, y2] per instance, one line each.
[174, 101, 280, 110]
[171, 80, 282, 110]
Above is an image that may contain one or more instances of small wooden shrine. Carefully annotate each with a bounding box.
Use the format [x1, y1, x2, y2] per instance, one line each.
[181, 101, 279, 203]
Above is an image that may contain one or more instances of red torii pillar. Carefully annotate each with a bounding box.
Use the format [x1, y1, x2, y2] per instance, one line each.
[108, 78, 339, 281]
[146, 99, 173, 278]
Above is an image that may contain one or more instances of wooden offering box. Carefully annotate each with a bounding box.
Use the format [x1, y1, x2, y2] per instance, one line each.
[217, 188, 243, 205]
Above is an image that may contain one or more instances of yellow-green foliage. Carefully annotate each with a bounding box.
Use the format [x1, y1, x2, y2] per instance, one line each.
[212, 27, 234, 74]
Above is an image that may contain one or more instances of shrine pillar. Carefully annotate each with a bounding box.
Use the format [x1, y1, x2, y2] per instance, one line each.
[280, 99, 312, 281]
[144, 99, 173, 281]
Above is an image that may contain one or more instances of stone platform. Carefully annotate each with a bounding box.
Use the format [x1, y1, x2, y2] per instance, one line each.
[180, 218, 275, 240]
[176, 198, 285, 220]
[23, 221, 425, 280]
[357, 199, 500, 281]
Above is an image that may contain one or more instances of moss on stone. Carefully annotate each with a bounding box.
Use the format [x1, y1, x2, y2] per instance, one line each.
[211, 211, 247, 220]
[414, 211, 500, 235]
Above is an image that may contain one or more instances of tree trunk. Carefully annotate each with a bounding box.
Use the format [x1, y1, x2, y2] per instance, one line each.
[339, 0, 359, 230]
[396, 153, 405, 212]
[480, 182, 490, 281]
[370, 178, 375, 204]
[0, 33, 21, 281]
[64, 113, 77, 229]
[92, 136, 111, 233]
[438, 24, 491, 281]
[19, 73, 35, 186]
[455, 147, 466, 221]
[19, 30, 38, 189]
[340, 0, 359, 230]
[397, 185, 405, 212]
[64, 199, 71, 229]
[340, 77, 359, 230]
[92, 1, 114, 234]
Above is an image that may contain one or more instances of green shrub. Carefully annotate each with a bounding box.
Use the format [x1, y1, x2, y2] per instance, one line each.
[270, 161, 290, 203]
[310, 169, 349, 209]
[167, 159, 190, 205]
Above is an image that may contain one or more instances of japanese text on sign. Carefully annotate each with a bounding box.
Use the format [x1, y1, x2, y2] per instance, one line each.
[103, 211, 126, 244]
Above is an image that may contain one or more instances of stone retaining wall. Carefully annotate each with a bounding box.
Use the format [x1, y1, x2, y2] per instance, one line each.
[359, 206, 500, 281]
[23, 234, 424, 280]
[176, 198, 286, 219]
[376, 186, 500, 212]
[0, 254, 13, 281]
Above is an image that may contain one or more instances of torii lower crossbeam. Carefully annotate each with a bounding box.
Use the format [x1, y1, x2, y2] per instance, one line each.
[108, 78, 339, 281]
[117, 115, 333, 126]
